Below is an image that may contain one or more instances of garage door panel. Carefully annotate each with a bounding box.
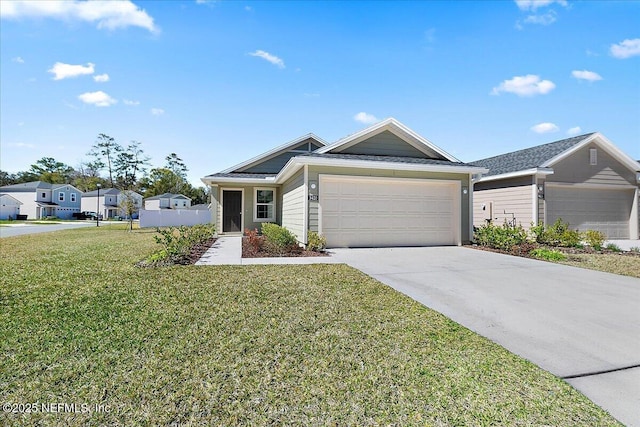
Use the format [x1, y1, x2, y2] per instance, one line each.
[546, 186, 632, 239]
[320, 176, 459, 248]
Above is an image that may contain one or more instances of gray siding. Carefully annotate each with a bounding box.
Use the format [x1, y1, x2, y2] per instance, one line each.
[338, 130, 439, 158]
[307, 166, 472, 242]
[548, 142, 637, 186]
[214, 185, 282, 233]
[281, 170, 305, 242]
[473, 176, 534, 229]
[239, 138, 321, 174]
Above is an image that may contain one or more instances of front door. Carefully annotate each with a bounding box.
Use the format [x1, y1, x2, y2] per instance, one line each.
[222, 190, 242, 233]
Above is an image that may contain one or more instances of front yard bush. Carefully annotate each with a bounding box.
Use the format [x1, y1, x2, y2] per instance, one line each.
[474, 222, 528, 251]
[261, 222, 301, 255]
[146, 224, 216, 265]
[530, 248, 567, 261]
[531, 218, 582, 247]
[584, 229, 606, 250]
[306, 230, 327, 252]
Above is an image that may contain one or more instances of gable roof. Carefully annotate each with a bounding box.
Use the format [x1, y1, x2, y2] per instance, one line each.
[472, 132, 640, 181]
[316, 118, 460, 162]
[0, 181, 82, 193]
[221, 133, 327, 173]
[83, 188, 122, 197]
[145, 193, 191, 201]
[0, 193, 23, 204]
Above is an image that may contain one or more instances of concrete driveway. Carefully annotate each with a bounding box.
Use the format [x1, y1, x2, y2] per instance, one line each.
[331, 246, 640, 426]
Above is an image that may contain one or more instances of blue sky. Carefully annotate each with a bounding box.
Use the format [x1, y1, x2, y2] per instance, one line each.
[1, 0, 639, 187]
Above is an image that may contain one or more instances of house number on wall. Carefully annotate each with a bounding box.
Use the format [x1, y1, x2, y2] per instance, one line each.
[308, 194, 319, 201]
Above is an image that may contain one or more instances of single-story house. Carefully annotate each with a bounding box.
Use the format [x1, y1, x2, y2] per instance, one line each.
[81, 188, 143, 219]
[472, 132, 640, 239]
[0, 181, 82, 219]
[144, 193, 192, 210]
[0, 193, 23, 220]
[202, 118, 487, 248]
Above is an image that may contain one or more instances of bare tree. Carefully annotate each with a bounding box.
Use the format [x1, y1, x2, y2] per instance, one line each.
[89, 134, 122, 188]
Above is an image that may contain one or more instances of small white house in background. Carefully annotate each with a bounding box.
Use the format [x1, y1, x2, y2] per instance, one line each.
[81, 188, 143, 219]
[0, 181, 82, 219]
[144, 193, 192, 210]
[0, 193, 23, 220]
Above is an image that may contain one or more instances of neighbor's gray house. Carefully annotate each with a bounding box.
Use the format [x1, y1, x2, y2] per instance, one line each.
[81, 188, 143, 219]
[144, 193, 192, 210]
[201, 118, 487, 248]
[471, 132, 640, 239]
[0, 181, 82, 219]
[0, 193, 23, 220]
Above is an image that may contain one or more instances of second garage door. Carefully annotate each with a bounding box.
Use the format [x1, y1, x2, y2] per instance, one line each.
[545, 185, 634, 239]
[319, 175, 460, 247]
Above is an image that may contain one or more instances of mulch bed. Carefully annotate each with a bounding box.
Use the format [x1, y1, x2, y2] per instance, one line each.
[468, 243, 640, 260]
[180, 237, 217, 264]
[241, 236, 327, 258]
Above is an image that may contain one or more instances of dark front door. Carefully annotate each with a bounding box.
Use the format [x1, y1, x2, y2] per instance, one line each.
[222, 190, 242, 232]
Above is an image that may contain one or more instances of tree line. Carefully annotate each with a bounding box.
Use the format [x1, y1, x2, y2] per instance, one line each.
[0, 133, 209, 205]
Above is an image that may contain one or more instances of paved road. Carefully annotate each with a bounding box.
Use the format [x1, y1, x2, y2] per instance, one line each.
[0, 221, 105, 238]
[331, 246, 640, 427]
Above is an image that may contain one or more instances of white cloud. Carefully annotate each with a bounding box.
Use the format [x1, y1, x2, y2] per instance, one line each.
[353, 112, 379, 125]
[523, 10, 557, 25]
[491, 74, 555, 97]
[7, 142, 35, 149]
[531, 122, 559, 133]
[514, 0, 567, 11]
[78, 91, 117, 107]
[151, 108, 165, 116]
[0, 0, 158, 34]
[567, 126, 582, 135]
[12, 56, 25, 63]
[245, 6, 253, 12]
[571, 70, 602, 82]
[48, 62, 95, 80]
[123, 99, 140, 106]
[93, 73, 110, 82]
[248, 50, 285, 69]
[610, 38, 640, 59]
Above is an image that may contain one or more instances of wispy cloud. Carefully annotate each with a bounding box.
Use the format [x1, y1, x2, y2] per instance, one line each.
[48, 62, 95, 80]
[514, 0, 567, 11]
[491, 74, 555, 97]
[571, 70, 602, 82]
[566, 126, 582, 135]
[248, 50, 285, 69]
[531, 122, 559, 133]
[151, 108, 165, 116]
[7, 142, 35, 149]
[0, 0, 159, 34]
[12, 56, 25, 63]
[78, 91, 117, 107]
[353, 112, 379, 125]
[123, 99, 140, 106]
[514, 0, 566, 29]
[523, 10, 557, 26]
[93, 73, 110, 82]
[610, 38, 640, 59]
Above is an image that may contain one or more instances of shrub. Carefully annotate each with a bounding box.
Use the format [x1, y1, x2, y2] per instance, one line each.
[584, 230, 606, 250]
[149, 224, 216, 264]
[630, 246, 640, 253]
[243, 228, 264, 257]
[306, 230, 327, 252]
[530, 248, 567, 261]
[261, 223, 300, 255]
[533, 218, 582, 247]
[474, 222, 528, 251]
[605, 243, 622, 253]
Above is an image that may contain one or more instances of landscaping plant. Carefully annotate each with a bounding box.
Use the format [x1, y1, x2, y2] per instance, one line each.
[261, 222, 301, 255]
[147, 223, 216, 265]
[584, 229, 606, 250]
[473, 222, 528, 251]
[306, 230, 327, 252]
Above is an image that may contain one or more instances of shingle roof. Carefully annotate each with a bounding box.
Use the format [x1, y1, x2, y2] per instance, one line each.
[83, 188, 121, 196]
[298, 152, 473, 167]
[145, 193, 191, 200]
[471, 133, 595, 177]
[0, 181, 52, 192]
[204, 172, 277, 179]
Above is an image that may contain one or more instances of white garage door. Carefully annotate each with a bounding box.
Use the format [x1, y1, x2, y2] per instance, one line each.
[546, 186, 633, 239]
[319, 175, 460, 247]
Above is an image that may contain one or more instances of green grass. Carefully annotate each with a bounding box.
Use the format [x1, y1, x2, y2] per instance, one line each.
[0, 227, 621, 426]
[560, 253, 640, 279]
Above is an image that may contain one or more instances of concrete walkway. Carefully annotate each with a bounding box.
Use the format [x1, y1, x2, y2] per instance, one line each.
[195, 236, 339, 265]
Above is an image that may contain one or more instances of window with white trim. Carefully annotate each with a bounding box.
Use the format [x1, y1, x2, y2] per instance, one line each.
[254, 188, 276, 222]
[58, 192, 65, 202]
[589, 148, 597, 165]
[70, 193, 76, 202]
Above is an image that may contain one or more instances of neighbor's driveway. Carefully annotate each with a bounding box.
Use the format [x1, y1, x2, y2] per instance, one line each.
[331, 246, 640, 427]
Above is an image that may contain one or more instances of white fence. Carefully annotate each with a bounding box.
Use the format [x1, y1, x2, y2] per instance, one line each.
[139, 209, 212, 228]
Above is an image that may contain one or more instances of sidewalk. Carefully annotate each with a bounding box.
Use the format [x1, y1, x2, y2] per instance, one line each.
[195, 236, 339, 265]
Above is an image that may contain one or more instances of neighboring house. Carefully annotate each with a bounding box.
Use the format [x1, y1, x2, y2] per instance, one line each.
[0, 194, 23, 220]
[0, 181, 82, 219]
[472, 132, 640, 239]
[202, 118, 487, 248]
[81, 188, 143, 219]
[188, 203, 210, 211]
[144, 193, 192, 210]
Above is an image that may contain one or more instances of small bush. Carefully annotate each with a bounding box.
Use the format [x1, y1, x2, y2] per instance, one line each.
[584, 230, 606, 250]
[530, 248, 567, 261]
[474, 222, 528, 251]
[630, 246, 640, 253]
[306, 230, 327, 252]
[148, 224, 216, 264]
[261, 223, 300, 255]
[243, 228, 264, 257]
[533, 218, 582, 247]
[605, 243, 622, 253]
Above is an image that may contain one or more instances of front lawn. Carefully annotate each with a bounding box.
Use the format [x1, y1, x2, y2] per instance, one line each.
[0, 227, 621, 425]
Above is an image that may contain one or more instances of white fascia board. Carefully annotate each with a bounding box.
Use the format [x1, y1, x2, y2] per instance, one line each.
[201, 176, 277, 186]
[543, 132, 640, 172]
[316, 118, 460, 162]
[220, 133, 328, 173]
[276, 157, 488, 183]
[476, 168, 554, 183]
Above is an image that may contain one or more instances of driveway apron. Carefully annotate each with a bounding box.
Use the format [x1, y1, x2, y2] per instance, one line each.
[331, 246, 640, 426]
